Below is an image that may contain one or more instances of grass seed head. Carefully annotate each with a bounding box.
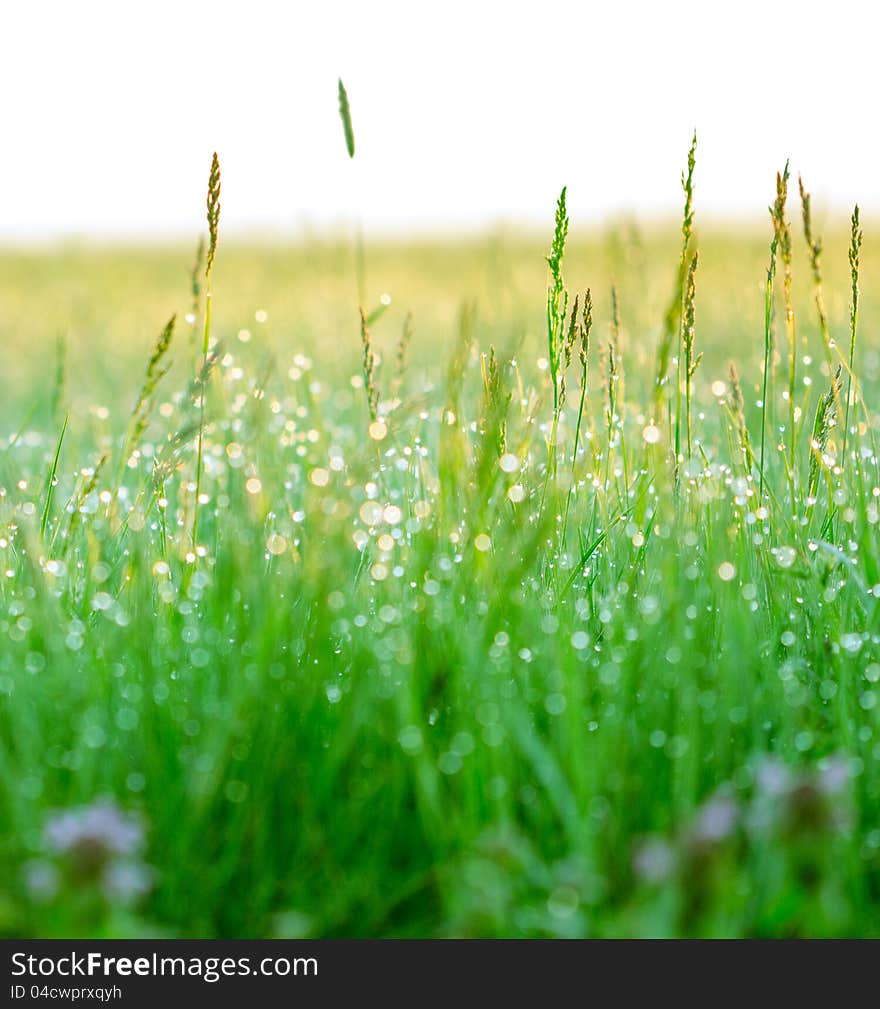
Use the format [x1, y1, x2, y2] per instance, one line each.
[799, 175, 823, 283]
[580, 289, 593, 369]
[809, 365, 842, 498]
[683, 252, 699, 378]
[205, 153, 221, 279]
[359, 306, 379, 422]
[849, 204, 862, 327]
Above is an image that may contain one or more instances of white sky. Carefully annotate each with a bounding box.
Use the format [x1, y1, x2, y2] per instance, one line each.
[1, 0, 877, 239]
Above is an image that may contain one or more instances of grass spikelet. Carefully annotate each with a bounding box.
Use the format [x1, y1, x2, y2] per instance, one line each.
[843, 205, 862, 461]
[798, 175, 832, 364]
[63, 453, 108, 553]
[392, 311, 414, 397]
[605, 339, 618, 435]
[770, 162, 797, 506]
[205, 153, 221, 283]
[338, 79, 355, 159]
[758, 230, 779, 498]
[546, 187, 570, 410]
[809, 365, 842, 501]
[604, 285, 630, 497]
[479, 345, 510, 458]
[654, 131, 696, 415]
[562, 290, 593, 539]
[544, 186, 569, 479]
[682, 251, 700, 459]
[359, 307, 379, 422]
[194, 153, 221, 550]
[128, 314, 176, 452]
[559, 294, 579, 411]
[727, 362, 753, 472]
[579, 291, 592, 371]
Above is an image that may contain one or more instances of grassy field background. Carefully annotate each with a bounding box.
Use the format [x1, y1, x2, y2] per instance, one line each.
[2, 209, 880, 937]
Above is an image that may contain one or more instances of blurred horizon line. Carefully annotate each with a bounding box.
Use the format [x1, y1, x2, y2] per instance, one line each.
[0, 209, 872, 250]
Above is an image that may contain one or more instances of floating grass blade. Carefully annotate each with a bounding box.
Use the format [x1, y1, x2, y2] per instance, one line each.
[338, 78, 355, 159]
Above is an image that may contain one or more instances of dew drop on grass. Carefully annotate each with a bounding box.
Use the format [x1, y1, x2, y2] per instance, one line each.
[776, 546, 797, 569]
[359, 501, 383, 525]
[547, 886, 580, 919]
[795, 731, 814, 753]
[438, 752, 462, 775]
[545, 693, 566, 716]
[840, 633, 863, 655]
[642, 423, 661, 445]
[225, 781, 248, 803]
[571, 630, 589, 650]
[266, 533, 288, 555]
[383, 504, 403, 525]
[451, 732, 475, 756]
[83, 725, 106, 749]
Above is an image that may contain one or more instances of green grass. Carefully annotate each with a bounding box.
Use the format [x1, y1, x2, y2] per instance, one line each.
[1, 183, 879, 936]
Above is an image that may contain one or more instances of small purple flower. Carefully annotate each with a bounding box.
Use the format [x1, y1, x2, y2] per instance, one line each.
[101, 861, 155, 905]
[633, 838, 676, 884]
[688, 795, 739, 847]
[22, 859, 59, 903]
[44, 801, 144, 875]
[818, 755, 851, 796]
[755, 758, 793, 798]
